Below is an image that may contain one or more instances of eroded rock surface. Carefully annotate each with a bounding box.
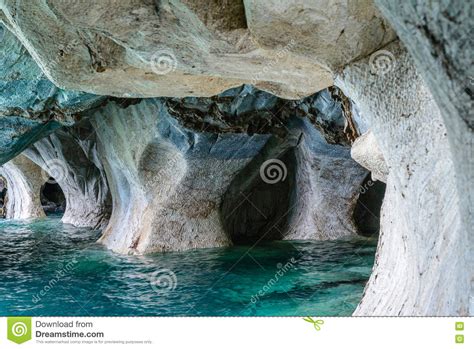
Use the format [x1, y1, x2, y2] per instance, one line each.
[24, 120, 111, 229]
[351, 130, 388, 182]
[90, 99, 267, 253]
[336, 41, 470, 316]
[0, 0, 394, 100]
[0, 23, 103, 165]
[244, 0, 397, 70]
[222, 117, 367, 243]
[90, 87, 367, 254]
[0, 154, 45, 219]
[374, 0, 473, 314]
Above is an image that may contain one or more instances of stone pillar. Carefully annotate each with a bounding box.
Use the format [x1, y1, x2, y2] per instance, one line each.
[336, 41, 470, 315]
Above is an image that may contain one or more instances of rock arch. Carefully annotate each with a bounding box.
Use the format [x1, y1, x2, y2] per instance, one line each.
[0, 155, 45, 219]
[24, 121, 112, 229]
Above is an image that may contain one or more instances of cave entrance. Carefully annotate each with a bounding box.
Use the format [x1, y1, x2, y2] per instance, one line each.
[353, 175, 386, 237]
[41, 178, 66, 216]
[221, 139, 296, 245]
[0, 176, 7, 218]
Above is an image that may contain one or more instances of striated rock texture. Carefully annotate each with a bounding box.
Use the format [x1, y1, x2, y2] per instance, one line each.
[0, 23, 103, 165]
[336, 41, 470, 316]
[0, 0, 470, 317]
[0, 0, 392, 99]
[374, 0, 473, 315]
[90, 87, 367, 254]
[351, 130, 388, 182]
[0, 154, 45, 219]
[222, 116, 367, 243]
[90, 99, 267, 254]
[24, 120, 111, 229]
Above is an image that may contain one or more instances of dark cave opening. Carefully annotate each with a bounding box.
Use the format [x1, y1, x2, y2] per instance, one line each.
[221, 139, 296, 245]
[41, 178, 66, 216]
[353, 175, 386, 237]
[0, 176, 6, 218]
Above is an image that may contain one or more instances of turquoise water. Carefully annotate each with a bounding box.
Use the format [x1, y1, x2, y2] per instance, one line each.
[0, 216, 377, 316]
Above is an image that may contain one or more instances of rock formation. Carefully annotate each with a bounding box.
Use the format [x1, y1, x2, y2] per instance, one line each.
[90, 87, 367, 254]
[351, 130, 388, 182]
[222, 116, 367, 243]
[336, 41, 470, 315]
[0, 0, 395, 99]
[0, 154, 45, 219]
[0, 23, 103, 165]
[24, 120, 112, 229]
[0, 0, 471, 316]
[374, 0, 473, 315]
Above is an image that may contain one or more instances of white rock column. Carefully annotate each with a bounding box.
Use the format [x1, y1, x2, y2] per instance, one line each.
[336, 41, 470, 315]
[24, 122, 112, 229]
[0, 154, 45, 219]
[90, 99, 269, 254]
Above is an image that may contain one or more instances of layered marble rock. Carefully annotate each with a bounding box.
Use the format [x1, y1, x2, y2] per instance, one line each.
[90, 99, 266, 253]
[24, 120, 111, 229]
[374, 0, 473, 314]
[0, 0, 470, 318]
[0, 154, 45, 219]
[222, 117, 367, 243]
[0, 23, 103, 165]
[0, 0, 392, 99]
[89, 86, 367, 254]
[336, 41, 470, 316]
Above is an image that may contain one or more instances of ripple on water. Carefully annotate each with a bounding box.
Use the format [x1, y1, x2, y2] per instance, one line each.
[0, 216, 377, 316]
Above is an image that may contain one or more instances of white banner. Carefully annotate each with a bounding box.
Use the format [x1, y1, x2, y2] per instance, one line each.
[0, 317, 471, 348]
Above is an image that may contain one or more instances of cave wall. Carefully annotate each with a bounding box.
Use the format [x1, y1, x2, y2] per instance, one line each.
[90, 86, 367, 254]
[89, 98, 269, 254]
[24, 120, 112, 229]
[0, 154, 45, 219]
[0, 23, 104, 165]
[336, 41, 470, 315]
[222, 116, 367, 243]
[374, 0, 473, 315]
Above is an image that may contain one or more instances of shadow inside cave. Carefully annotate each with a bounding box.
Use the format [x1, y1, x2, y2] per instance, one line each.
[41, 178, 66, 216]
[353, 175, 386, 237]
